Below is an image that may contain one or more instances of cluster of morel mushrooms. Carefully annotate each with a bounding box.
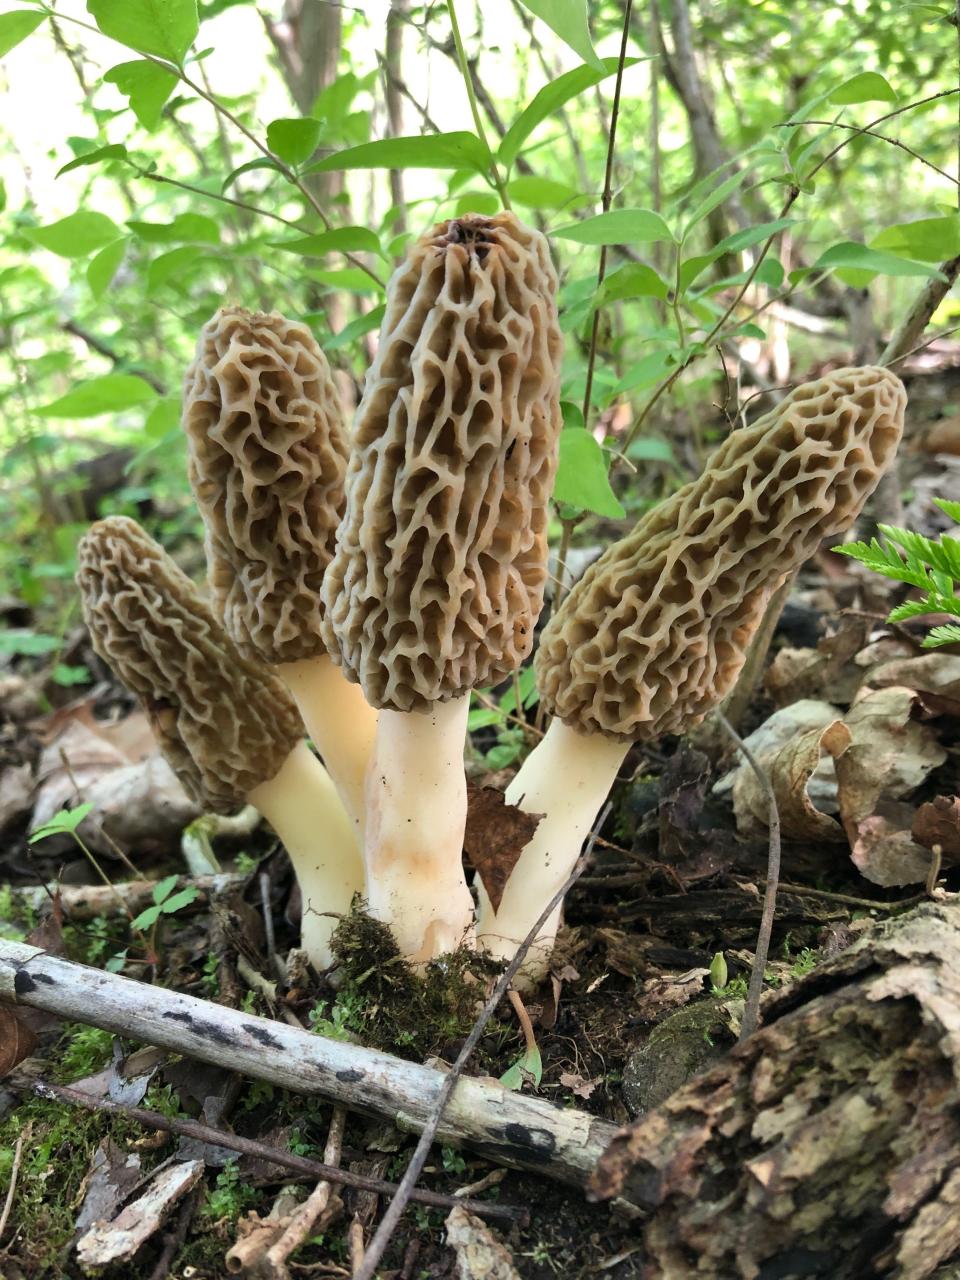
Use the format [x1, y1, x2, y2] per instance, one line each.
[76, 212, 907, 987]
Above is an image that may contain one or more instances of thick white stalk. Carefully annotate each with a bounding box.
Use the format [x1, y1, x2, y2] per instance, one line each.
[248, 739, 365, 970]
[364, 696, 474, 963]
[278, 655, 378, 834]
[476, 718, 629, 984]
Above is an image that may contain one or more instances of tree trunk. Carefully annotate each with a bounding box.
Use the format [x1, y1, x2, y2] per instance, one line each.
[591, 900, 960, 1280]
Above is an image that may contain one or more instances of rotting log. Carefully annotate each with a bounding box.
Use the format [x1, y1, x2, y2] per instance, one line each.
[591, 899, 960, 1280]
[0, 940, 616, 1189]
[12, 875, 245, 922]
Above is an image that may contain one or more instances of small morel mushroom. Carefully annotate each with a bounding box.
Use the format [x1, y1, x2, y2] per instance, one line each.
[321, 211, 563, 961]
[182, 307, 376, 831]
[477, 366, 907, 980]
[77, 516, 364, 969]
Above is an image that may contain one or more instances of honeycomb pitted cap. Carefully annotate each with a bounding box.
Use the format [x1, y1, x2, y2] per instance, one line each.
[77, 516, 303, 811]
[536, 365, 907, 741]
[320, 211, 564, 712]
[182, 307, 349, 664]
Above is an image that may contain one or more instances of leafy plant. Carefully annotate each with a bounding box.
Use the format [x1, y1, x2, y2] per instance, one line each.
[129, 874, 199, 930]
[834, 498, 960, 646]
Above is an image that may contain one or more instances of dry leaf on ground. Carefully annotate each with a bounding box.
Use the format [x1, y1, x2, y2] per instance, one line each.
[463, 783, 542, 913]
[445, 1204, 520, 1280]
[913, 796, 960, 858]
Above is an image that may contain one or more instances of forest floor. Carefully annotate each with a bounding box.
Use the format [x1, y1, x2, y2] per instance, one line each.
[0, 359, 959, 1279]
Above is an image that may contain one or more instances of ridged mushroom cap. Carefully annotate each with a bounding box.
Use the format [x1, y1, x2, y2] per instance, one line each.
[182, 307, 349, 664]
[76, 516, 303, 811]
[321, 211, 563, 712]
[537, 365, 907, 741]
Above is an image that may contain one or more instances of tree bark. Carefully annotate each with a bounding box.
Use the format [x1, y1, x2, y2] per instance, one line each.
[591, 900, 960, 1280]
[0, 940, 616, 1190]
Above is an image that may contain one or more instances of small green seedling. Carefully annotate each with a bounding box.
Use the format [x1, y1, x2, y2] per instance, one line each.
[28, 802, 94, 843]
[130, 875, 199, 931]
[499, 1044, 543, 1091]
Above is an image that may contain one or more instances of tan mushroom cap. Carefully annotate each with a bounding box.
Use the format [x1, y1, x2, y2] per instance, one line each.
[537, 365, 907, 741]
[321, 211, 564, 712]
[77, 516, 303, 811]
[182, 307, 349, 664]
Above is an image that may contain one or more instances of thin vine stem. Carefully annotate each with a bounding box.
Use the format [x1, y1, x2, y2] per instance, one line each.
[446, 0, 512, 208]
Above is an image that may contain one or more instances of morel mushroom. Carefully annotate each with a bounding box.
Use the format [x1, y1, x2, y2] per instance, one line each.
[477, 366, 907, 979]
[77, 516, 364, 969]
[321, 212, 563, 961]
[182, 307, 376, 831]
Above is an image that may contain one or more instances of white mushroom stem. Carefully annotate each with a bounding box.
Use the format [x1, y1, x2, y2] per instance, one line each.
[364, 695, 475, 963]
[247, 739, 365, 970]
[278, 655, 378, 834]
[475, 718, 629, 986]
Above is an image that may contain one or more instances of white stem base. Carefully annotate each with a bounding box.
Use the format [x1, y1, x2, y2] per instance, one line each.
[475, 719, 629, 986]
[249, 740, 366, 970]
[279, 656, 378, 835]
[364, 697, 474, 963]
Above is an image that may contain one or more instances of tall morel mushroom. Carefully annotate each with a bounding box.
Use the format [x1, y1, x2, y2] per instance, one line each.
[182, 307, 376, 831]
[321, 211, 563, 961]
[77, 516, 364, 969]
[477, 365, 907, 980]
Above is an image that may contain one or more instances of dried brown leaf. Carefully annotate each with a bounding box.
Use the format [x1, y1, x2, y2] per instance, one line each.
[445, 1204, 520, 1280]
[463, 783, 542, 913]
[0, 1005, 38, 1077]
[913, 796, 960, 858]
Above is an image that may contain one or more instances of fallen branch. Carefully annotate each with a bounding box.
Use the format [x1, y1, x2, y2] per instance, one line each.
[13, 875, 245, 922]
[32, 1083, 519, 1226]
[591, 899, 960, 1279]
[0, 940, 616, 1189]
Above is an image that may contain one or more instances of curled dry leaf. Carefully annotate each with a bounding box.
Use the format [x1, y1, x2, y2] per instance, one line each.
[765, 616, 871, 707]
[559, 1071, 600, 1100]
[463, 783, 542, 913]
[850, 803, 936, 888]
[74, 1138, 142, 1237]
[445, 1204, 521, 1280]
[0, 1005, 38, 1078]
[913, 796, 960, 858]
[732, 718, 848, 843]
[864, 654, 960, 715]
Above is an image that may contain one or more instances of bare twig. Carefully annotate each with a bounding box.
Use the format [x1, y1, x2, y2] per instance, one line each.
[30, 1082, 523, 1225]
[353, 806, 612, 1280]
[0, 1124, 28, 1247]
[265, 1106, 348, 1273]
[714, 713, 780, 1042]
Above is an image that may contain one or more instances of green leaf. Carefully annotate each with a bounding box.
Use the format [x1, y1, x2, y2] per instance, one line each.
[554, 429, 624, 518]
[499, 1044, 543, 1091]
[830, 72, 897, 105]
[499, 57, 639, 168]
[871, 215, 960, 263]
[554, 208, 675, 246]
[29, 803, 94, 843]
[131, 904, 163, 930]
[627, 437, 676, 464]
[266, 116, 322, 167]
[86, 0, 198, 64]
[309, 267, 384, 294]
[924, 623, 960, 647]
[152, 873, 179, 905]
[128, 212, 220, 244]
[26, 211, 123, 259]
[221, 158, 287, 191]
[599, 263, 669, 304]
[103, 59, 177, 130]
[325, 303, 386, 351]
[146, 244, 204, 290]
[36, 374, 158, 418]
[144, 396, 181, 437]
[87, 237, 128, 300]
[0, 10, 45, 59]
[935, 498, 960, 523]
[0, 630, 61, 657]
[812, 241, 945, 282]
[515, 0, 602, 70]
[681, 167, 752, 238]
[506, 175, 585, 210]
[678, 218, 798, 291]
[57, 144, 129, 177]
[612, 349, 678, 395]
[52, 663, 91, 687]
[454, 191, 500, 216]
[304, 132, 491, 176]
[160, 886, 200, 914]
[273, 226, 380, 256]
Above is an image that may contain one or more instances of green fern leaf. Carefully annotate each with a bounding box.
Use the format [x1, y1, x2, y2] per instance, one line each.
[923, 622, 960, 647]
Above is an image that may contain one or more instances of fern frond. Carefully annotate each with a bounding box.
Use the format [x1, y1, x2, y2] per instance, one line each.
[923, 622, 960, 648]
[887, 599, 941, 623]
[934, 497, 960, 524]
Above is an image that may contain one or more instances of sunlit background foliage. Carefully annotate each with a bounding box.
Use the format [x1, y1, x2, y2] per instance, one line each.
[1, 0, 958, 677]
